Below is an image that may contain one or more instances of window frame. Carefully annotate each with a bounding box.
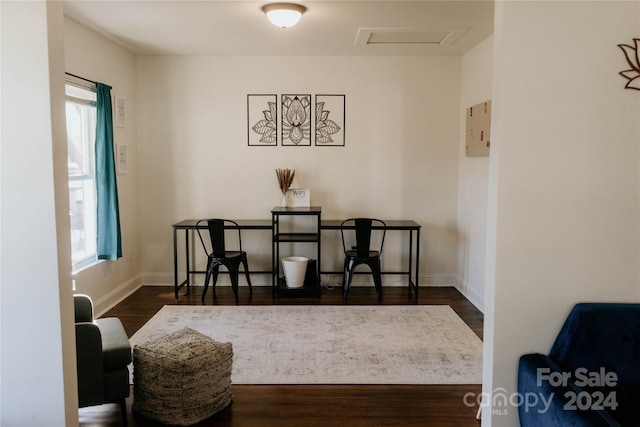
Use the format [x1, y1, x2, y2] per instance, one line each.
[65, 80, 100, 272]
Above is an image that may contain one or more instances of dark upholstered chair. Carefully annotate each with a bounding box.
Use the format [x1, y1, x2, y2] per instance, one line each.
[74, 294, 132, 426]
[196, 218, 252, 303]
[518, 303, 640, 426]
[340, 218, 386, 299]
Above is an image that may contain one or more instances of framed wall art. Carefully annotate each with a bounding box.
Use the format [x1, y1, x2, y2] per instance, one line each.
[315, 94, 345, 146]
[281, 94, 311, 146]
[248, 94, 278, 146]
[115, 95, 126, 128]
[116, 143, 128, 174]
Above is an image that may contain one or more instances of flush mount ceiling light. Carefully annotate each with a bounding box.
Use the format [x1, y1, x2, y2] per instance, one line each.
[262, 3, 307, 28]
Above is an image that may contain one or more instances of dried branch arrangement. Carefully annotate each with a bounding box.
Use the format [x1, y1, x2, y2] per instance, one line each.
[275, 168, 295, 195]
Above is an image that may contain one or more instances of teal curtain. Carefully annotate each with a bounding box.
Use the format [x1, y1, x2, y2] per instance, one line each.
[95, 83, 122, 260]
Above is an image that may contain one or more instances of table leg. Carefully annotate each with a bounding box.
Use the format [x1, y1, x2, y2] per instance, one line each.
[173, 227, 179, 300]
[415, 228, 420, 299]
[409, 229, 414, 293]
[185, 229, 191, 296]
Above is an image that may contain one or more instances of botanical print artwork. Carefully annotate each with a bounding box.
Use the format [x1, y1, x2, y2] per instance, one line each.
[315, 95, 345, 146]
[618, 39, 640, 90]
[281, 94, 311, 146]
[248, 94, 277, 146]
[248, 93, 346, 147]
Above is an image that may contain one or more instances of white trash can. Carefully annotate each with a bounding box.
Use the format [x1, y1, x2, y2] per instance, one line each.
[281, 256, 309, 288]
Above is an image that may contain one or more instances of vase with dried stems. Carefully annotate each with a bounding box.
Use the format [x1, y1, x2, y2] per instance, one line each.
[275, 168, 295, 207]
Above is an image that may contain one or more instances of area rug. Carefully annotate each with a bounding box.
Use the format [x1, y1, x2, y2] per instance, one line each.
[129, 305, 483, 385]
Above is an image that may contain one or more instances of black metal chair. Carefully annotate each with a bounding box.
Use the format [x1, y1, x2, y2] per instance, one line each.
[340, 218, 386, 300]
[196, 219, 252, 303]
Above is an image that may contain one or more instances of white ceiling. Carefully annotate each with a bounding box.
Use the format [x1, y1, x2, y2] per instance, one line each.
[63, 0, 494, 56]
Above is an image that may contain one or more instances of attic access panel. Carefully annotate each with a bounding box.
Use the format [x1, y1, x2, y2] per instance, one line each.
[354, 28, 468, 47]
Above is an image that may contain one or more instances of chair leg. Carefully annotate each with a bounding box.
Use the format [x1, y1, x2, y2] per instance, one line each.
[116, 398, 127, 427]
[210, 264, 220, 298]
[202, 263, 220, 302]
[242, 255, 252, 294]
[343, 258, 356, 300]
[229, 263, 240, 303]
[201, 259, 214, 302]
[370, 258, 383, 299]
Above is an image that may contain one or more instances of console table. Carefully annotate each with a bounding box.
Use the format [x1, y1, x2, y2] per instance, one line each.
[172, 217, 421, 300]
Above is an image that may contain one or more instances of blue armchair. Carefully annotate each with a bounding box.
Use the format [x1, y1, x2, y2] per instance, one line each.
[518, 303, 640, 426]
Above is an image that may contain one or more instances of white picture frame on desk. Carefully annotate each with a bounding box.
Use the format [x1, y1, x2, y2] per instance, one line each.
[285, 188, 310, 207]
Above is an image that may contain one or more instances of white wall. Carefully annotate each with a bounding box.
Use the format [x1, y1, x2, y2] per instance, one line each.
[1, 1, 77, 425]
[136, 56, 462, 287]
[484, 2, 640, 425]
[64, 18, 141, 314]
[457, 35, 493, 311]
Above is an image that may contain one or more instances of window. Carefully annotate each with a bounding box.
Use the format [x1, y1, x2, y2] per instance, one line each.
[65, 83, 98, 270]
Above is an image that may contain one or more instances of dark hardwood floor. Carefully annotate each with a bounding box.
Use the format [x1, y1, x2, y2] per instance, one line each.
[82, 285, 483, 427]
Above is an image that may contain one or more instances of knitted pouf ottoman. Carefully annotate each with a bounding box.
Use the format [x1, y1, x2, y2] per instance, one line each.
[132, 327, 233, 426]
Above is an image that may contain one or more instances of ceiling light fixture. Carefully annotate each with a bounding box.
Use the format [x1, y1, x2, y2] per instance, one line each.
[262, 3, 307, 29]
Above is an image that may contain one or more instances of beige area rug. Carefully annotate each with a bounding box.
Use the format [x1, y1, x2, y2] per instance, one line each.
[129, 305, 483, 385]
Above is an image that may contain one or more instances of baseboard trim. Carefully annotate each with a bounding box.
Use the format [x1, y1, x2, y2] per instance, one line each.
[93, 274, 143, 317]
[117, 272, 482, 313]
[455, 282, 484, 313]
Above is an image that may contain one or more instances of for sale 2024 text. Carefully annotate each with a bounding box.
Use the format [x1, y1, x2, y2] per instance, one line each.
[538, 367, 618, 411]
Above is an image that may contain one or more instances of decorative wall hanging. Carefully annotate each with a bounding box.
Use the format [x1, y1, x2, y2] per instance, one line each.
[248, 94, 278, 146]
[281, 94, 311, 146]
[115, 95, 126, 128]
[116, 143, 128, 174]
[465, 100, 491, 157]
[618, 39, 640, 90]
[315, 95, 345, 146]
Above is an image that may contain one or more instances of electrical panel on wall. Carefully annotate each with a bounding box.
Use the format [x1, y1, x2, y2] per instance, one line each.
[465, 100, 491, 157]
